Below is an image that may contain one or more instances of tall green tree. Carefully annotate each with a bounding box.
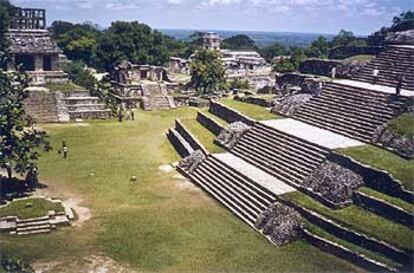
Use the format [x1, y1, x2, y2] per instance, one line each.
[330, 29, 366, 48]
[259, 42, 288, 62]
[221, 34, 257, 51]
[190, 49, 225, 94]
[306, 36, 329, 59]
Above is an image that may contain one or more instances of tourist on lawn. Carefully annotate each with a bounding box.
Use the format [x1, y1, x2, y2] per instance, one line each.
[126, 110, 131, 121]
[26, 166, 39, 188]
[3, 162, 12, 179]
[63, 146, 68, 159]
[372, 67, 379, 84]
[131, 111, 135, 121]
[396, 74, 404, 96]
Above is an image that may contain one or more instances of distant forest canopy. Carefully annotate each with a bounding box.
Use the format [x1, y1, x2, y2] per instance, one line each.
[0, 0, 412, 73]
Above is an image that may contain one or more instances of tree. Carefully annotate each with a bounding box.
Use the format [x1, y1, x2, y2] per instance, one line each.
[221, 35, 257, 51]
[330, 29, 366, 48]
[0, 4, 51, 178]
[306, 36, 329, 59]
[63, 61, 97, 91]
[259, 42, 288, 62]
[94, 21, 175, 71]
[272, 48, 305, 73]
[190, 49, 226, 94]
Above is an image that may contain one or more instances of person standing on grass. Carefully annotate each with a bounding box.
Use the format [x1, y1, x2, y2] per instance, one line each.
[63, 145, 68, 159]
[131, 111, 135, 121]
[372, 67, 379, 85]
[3, 162, 12, 179]
[117, 109, 123, 122]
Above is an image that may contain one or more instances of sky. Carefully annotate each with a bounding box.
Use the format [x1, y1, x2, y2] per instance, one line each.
[10, 0, 413, 35]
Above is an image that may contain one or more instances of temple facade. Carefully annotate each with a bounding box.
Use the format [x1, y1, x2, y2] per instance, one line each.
[5, 8, 68, 85]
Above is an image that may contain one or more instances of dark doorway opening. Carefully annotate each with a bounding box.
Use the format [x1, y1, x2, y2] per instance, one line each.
[43, 56, 52, 71]
[140, 70, 148, 79]
[15, 54, 35, 71]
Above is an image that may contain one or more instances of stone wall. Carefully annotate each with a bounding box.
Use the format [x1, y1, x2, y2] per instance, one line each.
[209, 101, 256, 126]
[24, 90, 59, 123]
[298, 59, 343, 77]
[353, 191, 413, 228]
[328, 46, 383, 60]
[284, 200, 412, 266]
[328, 153, 413, 203]
[234, 95, 272, 107]
[166, 129, 193, 158]
[302, 230, 399, 272]
[175, 119, 208, 155]
[196, 111, 225, 136]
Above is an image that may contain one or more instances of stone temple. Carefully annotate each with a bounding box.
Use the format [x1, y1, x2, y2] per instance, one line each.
[5, 8, 68, 85]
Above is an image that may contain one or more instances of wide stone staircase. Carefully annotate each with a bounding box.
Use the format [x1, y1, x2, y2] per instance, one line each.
[142, 83, 176, 110]
[230, 122, 330, 188]
[13, 216, 55, 236]
[352, 45, 414, 91]
[182, 154, 276, 227]
[64, 91, 112, 120]
[291, 82, 408, 142]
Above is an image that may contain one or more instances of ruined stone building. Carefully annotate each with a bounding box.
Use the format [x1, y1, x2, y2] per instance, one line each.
[202, 32, 221, 50]
[5, 8, 68, 85]
[110, 61, 177, 110]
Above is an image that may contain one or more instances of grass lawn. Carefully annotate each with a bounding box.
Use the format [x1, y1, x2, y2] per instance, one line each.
[43, 82, 86, 92]
[180, 118, 225, 154]
[220, 98, 279, 121]
[282, 191, 413, 251]
[0, 108, 360, 272]
[387, 113, 414, 138]
[344, 55, 375, 62]
[337, 145, 414, 192]
[0, 198, 64, 219]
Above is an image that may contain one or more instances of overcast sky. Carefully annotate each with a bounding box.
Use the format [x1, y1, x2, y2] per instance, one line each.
[11, 0, 412, 35]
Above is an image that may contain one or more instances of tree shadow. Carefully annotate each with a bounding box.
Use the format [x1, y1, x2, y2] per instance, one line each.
[0, 176, 48, 205]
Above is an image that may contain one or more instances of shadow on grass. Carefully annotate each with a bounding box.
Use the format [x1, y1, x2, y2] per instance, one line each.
[0, 176, 48, 205]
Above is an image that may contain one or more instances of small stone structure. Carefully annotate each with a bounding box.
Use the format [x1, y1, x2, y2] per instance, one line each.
[5, 8, 68, 85]
[169, 57, 188, 73]
[216, 122, 252, 149]
[372, 123, 414, 158]
[255, 203, 303, 246]
[303, 162, 364, 207]
[178, 150, 206, 174]
[0, 197, 74, 236]
[272, 93, 313, 116]
[110, 61, 177, 110]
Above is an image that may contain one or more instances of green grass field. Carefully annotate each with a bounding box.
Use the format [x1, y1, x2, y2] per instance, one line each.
[220, 98, 279, 121]
[337, 145, 414, 192]
[0, 198, 64, 219]
[0, 108, 360, 272]
[387, 113, 414, 138]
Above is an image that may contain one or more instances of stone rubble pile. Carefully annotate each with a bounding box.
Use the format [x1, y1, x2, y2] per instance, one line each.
[303, 162, 364, 205]
[216, 122, 252, 149]
[255, 203, 303, 246]
[271, 94, 313, 116]
[373, 124, 414, 158]
[178, 150, 206, 174]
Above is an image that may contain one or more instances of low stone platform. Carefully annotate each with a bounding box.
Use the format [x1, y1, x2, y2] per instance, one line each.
[213, 153, 296, 196]
[261, 118, 363, 149]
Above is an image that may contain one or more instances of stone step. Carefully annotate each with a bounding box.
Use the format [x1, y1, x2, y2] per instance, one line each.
[208, 156, 276, 203]
[198, 162, 266, 214]
[16, 224, 52, 232]
[255, 123, 330, 157]
[293, 115, 370, 142]
[324, 84, 406, 103]
[16, 216, 49, 223]
[297, 104, 379, 131]
[16, 228, 51, 236]
[241, 132, 319, 175]
[191, 165, 257, 226]
[17, 219, 50, 228]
